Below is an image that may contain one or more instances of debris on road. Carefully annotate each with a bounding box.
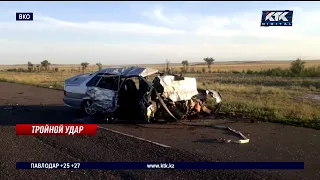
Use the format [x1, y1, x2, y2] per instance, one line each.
[213, 125, 250, 144]
[178, 121, 250, 144]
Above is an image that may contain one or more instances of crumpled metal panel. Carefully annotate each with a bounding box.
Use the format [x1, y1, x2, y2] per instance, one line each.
[159, 75, 199, 102]
[206, 89, 222, 104]
[86, 87, 118, 112]
[97, 67, 158, 77]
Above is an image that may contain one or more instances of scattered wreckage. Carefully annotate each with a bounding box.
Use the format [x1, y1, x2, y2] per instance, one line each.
[62, 66, 248, 143]
[81, 67, 222, 123]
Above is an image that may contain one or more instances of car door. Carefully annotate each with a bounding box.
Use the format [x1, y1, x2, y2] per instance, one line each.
[86, 75, 119, 113]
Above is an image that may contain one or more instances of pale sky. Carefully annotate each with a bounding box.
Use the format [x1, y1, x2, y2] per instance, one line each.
[0, 1, 320, 65]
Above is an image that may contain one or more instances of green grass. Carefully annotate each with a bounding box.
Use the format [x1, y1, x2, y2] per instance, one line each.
[0, 71, 319, 129]
[195, 74, 320, 129]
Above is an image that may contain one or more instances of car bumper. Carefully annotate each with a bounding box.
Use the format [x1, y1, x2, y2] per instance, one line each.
[63, 97, 83, 109]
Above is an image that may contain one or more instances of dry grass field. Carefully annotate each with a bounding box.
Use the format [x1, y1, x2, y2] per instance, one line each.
[0, 60, 319, 129]
[1, 60, 320, 72]
[144, 60, 320, 72]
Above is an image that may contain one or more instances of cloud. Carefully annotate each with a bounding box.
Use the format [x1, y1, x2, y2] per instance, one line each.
[1, 4, 320, 64]
[0, 14, 186, 35]
[37, 15, 187, 35]
[142, 7, 188, 27]
[142, 6, 320, 42]
[4, 6, 319, 41]
[0, 39, 318, 61]
[194, 27, 240, 37]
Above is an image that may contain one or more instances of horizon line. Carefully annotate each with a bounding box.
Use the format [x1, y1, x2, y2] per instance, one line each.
[1, 59, 319, 66]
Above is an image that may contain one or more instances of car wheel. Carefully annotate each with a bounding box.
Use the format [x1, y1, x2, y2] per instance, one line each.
[83, 100, 96, 115]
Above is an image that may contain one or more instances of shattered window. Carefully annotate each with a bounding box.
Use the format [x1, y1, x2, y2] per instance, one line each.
[96, 76, 119, 91]
[127, 77, 139, 89]
[86, 73, 104, 87]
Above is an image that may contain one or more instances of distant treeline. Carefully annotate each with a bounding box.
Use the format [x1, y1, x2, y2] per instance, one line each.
[2, 60, 103, 73]
[2, 58, 320, 78]
[172, 59, 320, 77]
[232, 59, 320, 77]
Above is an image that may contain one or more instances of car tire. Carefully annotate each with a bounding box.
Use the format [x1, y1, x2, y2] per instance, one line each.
[82, 100, 97, 116]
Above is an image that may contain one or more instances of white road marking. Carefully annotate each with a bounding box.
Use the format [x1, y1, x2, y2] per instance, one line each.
[74, 117, 171, 148]
[97, 125, 171, 148]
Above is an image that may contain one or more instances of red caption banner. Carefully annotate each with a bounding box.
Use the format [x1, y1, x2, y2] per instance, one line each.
[16, 124, 98, 135]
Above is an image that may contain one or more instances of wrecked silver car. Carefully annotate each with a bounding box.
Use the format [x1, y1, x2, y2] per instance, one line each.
[83, 67, 222, 123]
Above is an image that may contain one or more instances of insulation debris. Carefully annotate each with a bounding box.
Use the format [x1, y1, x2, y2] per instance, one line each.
[213, 125, 250, 144]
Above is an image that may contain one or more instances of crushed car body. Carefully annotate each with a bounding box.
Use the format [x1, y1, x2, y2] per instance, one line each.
[71, 67, 222, 123]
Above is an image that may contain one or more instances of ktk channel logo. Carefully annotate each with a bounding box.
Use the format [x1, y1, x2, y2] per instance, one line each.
[261, 10, 293, 27]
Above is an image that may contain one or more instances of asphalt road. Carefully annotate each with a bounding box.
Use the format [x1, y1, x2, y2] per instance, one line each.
[0, 82, 319, 180]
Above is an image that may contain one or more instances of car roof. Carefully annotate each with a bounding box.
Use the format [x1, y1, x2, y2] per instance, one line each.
[97, 67, 158, 77]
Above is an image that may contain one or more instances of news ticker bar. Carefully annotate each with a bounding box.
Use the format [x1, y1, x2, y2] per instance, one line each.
[16, 124, 98, 135]
[16, 162, 304, 170]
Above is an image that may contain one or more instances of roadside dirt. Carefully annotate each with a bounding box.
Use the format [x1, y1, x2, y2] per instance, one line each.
[304, 93, 320, 104]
